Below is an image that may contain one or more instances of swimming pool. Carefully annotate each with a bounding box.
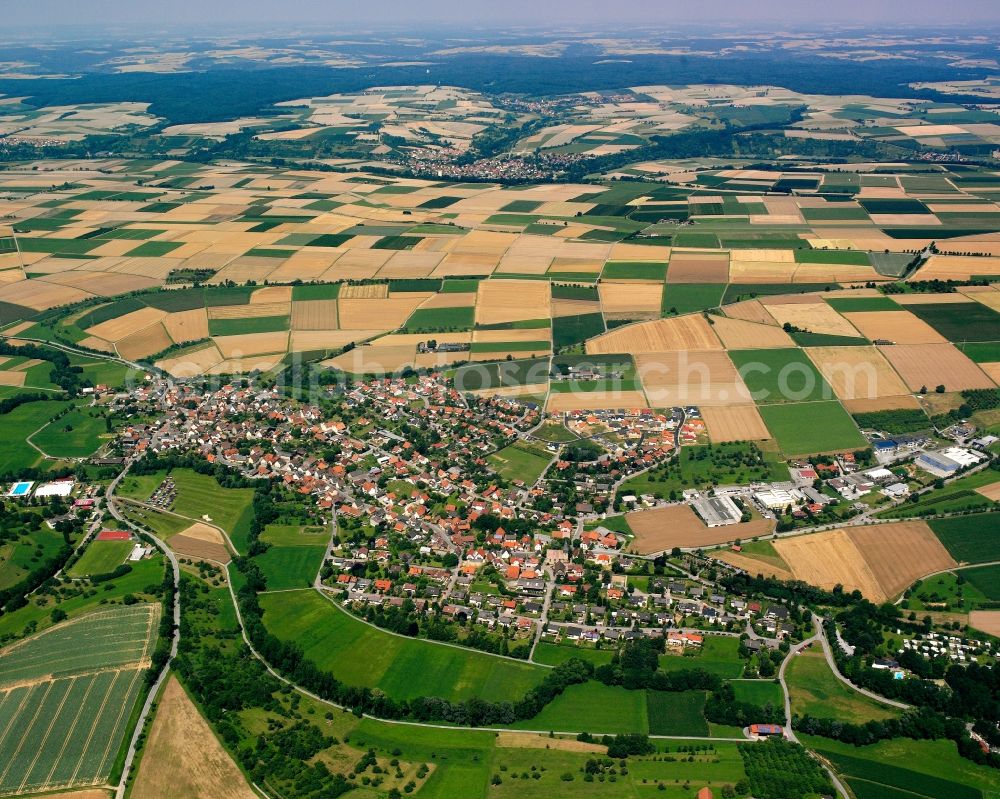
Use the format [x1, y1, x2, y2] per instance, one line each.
[7, 481, 33, 497]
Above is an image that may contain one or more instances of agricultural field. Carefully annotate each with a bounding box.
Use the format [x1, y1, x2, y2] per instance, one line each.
[257, 589, 547, 703]
[786, 647, 900, 723]
[0, 605, 159, 796]
[772, 521, 957, 602]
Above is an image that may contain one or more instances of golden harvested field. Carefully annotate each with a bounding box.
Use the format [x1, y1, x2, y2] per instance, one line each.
[710, 316, 795, 349]
[804, 346, 911, 400]
[325, 344, 417, 374]
[417, 292, 477, 309]
[766, 303, 861, 338]
[587, 314, 721, 354]
[701, 404, 772, 442]
[729, 248, 796, 263]
[546, 389, 648, 413]
[251, 285, 292, 304]
[667, 254, 729, 283]
[773, 521, 956, 602]
[214, 331, 289, 358]
[472, 327, 552, 343]
[637, 351, 752, 406]
[713, 549, 792, 581]
[970, 611, 1000, 637]
[339, 283, 389, 299]
[843, 395, 921, 413]
[475, 279, 550, 325]
[338, 296, 424, 330]
[130, 677, 259, 799]
[156, 344, 225, 378]
[625, 505, 774, 554]
[206, 355, 284, 375]
[0, 278, 94, 310]
[86, 306, 167, 341]
[892, 293, 971, 305]
[722, 299, 777, 325]
[162, 308, 209, 343]
[116, 322, 173, 360]
[599, 283, 663, 316]
[916, 255, 1000, 281]
[207, 301, 288, 320]
[878, 343, 995, 392]
[977, 362, 1000, 385]
[0, 370, 26, 386]
[291, 299, 340, 330]
[289, 330, 380, 352]
[729, 261, 798, 283]
[552, 298, 601, 317]
[843, 310, 947, 344]
[975, 480, 1000, 501]
[495, 732, 605, 753]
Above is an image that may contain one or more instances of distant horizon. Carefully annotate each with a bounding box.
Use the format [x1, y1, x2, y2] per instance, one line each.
[7, 0, 1000, 30]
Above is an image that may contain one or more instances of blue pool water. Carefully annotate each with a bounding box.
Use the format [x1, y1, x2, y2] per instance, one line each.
[9, 482, 31, 497]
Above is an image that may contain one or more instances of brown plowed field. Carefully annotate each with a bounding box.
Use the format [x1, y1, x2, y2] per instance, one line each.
[878, 343, 995, 392]
[130, 677, 258, 799]
[772, 521, 956, 602]
[625, 505, 775, 554]
[587, 315, 721, 354]
[666, 254, 729, 284]
[701, 404, 772, 442]
[970, 611, 1000, 636]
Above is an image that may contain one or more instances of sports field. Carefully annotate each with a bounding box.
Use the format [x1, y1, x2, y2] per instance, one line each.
[0, 605, 159, 796]
[258, 590, 546, 703]
[487, 441, 552, 484]
[66, 539, 131, 577]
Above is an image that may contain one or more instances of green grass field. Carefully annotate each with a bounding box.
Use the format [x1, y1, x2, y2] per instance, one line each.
[907, 302, 1000, 343]
[758, 401, 866, 456]
[488, 442, 552, 484]
[403, 306, 475, 332]
[532, 642, 616, 668]
[730, 680, 784, 708]
[0, 525, 65, 591]
[168, 469, 255, 543]
[962, 564, 1000, 602]
[803, 737, 1000, 799]
[601, 261, 667, 281]
[930, 513, 1000, 563]
[786, 649, 899, 723]
[31, 405, 110, 459]
[728, 348, 833, 404]
[0, 554, 164, 641]
[0, 399, 73, 473]
[510, 681, 648, 734]
[825, 296, 900, 313]
[66, 539, 132, 577]
[258, 590, 546, 703]
[660, 636, 745, 680]
[661, 283, 726, 314]
[646, 690, 710, 736]
[208, 315, 289, 336]
[255, 545, 327, 590]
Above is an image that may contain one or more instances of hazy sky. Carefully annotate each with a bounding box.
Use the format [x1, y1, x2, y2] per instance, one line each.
[9, 0, 1000, 28]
